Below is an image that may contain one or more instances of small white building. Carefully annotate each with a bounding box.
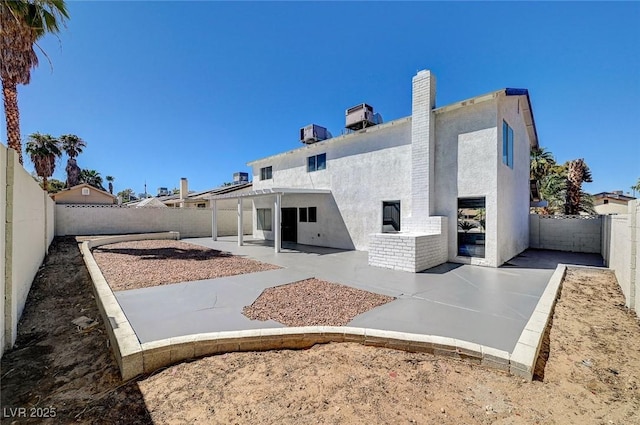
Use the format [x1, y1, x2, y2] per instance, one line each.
[213, 69, 539, 271]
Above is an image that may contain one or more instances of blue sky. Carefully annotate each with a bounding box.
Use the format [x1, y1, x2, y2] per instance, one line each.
[6, 1, 639, 197]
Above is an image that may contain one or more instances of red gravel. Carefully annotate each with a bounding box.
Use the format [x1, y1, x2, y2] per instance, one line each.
[92, 240, 280, 291]
[243, 278, 395, 326]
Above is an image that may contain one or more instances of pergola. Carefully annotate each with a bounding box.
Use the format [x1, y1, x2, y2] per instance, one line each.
[209, 188, 331, 253]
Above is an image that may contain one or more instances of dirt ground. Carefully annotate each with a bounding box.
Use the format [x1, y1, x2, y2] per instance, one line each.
[1, 237, 639, 424]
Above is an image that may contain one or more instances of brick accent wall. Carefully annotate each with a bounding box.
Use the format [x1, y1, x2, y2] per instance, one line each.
[368, 217, 448, 272]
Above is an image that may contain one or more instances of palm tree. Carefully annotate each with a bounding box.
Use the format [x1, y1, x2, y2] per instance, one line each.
[565, 158, 593, 215]
[117, 188, 134, 202]
[106, 175, 114, 194]
[80, 169, 105, 190]
[632, 178, 640, 198]
[539, 172, 567, 215]
[25, 132, 61, 192]
[0, 0, 69, 164]
[60, 134, 85, 187]
[530, 147, 556, 181]
[457, 221, 477, 233]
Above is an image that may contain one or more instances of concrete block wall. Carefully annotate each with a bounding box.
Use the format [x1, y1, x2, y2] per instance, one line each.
[1, 145, 55, 356]
[529, 215, 602, 253]
[602, 200, 639, 312]
[55, 205, 251, 237]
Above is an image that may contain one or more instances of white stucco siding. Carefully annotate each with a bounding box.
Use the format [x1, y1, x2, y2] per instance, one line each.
[250, 120, 412, 250]
[496, 95, 531, 265]
[434, 100, 499, 266]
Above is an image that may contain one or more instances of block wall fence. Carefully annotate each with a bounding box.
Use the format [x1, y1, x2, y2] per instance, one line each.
[530, 207, 638, 313]
[1, 145, 55, 357]
[55, 205, 251, 238]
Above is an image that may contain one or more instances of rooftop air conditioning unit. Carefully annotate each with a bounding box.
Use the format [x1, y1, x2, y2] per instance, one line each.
[300, 124, 331, 144]
[345, 103, 383, 130]
[233, 172, 249, 184]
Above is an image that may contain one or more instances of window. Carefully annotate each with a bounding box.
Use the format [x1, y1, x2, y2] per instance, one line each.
[502, 120, 514, 168]
[308, 207, 317, 223]
[457, 197, 486, 258]
[382, 201, 400, 232]
[603, 199, 609, 205]
[260, 166, 272, 180]
[81, 187, 90, 196]
[196, 203, 206, 208]
[298, 207, 317, 222]
[257, 208, 272, 231]
[307, 153, 326, 172]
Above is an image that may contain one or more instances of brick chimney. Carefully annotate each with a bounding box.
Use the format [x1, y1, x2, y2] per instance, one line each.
[407, 69, 436, 231]
[180, 177, 188, 207]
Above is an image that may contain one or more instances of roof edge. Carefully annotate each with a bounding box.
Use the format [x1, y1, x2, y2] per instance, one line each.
[505, 88, 539, 149]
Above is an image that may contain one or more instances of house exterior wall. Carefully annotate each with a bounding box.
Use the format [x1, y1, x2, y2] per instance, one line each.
[496, 95, 532, 265]
[251, 119, 412, 250]
[433, 99, 499, 266]
[594, 199, 630, 215]
[247, 71, 534, 269]
[53, 186, 115, 204]
[253, 193, 355, 249]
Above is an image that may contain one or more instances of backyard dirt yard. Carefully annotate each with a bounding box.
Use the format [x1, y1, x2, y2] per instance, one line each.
[1, 237, 639, 424]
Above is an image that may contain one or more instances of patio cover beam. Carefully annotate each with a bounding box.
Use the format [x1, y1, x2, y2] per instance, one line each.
[211, 199, 217, 241]
[209, 187, 331, 252]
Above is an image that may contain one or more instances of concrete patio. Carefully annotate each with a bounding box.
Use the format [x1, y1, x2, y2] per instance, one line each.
[115, 237, 603, 352]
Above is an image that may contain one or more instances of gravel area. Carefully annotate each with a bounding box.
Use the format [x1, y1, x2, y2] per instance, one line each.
[92, 240, 280, 291]
[243, 278, 395, 326]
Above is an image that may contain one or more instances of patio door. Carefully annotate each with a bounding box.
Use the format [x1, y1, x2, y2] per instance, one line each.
[457, 197, 486, 258]
[281, 208, 297, 243]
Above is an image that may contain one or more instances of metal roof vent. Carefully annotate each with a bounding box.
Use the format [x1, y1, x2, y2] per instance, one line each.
[300, 124, 332, 144]
[345, 103, 383, 131]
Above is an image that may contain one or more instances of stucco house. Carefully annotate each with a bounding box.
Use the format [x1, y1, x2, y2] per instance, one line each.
[51, 183, 116, 205]
[212, 69, 538, 271]
[593, 191, 636, 215]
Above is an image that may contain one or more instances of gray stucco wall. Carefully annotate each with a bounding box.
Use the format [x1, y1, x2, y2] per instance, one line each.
[434, 99, 499, 266]
[251, 119, 412, 250]
[496, 95, 532, 265]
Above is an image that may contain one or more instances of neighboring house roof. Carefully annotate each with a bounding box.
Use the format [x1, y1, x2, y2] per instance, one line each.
[51, 183, 116, 203]
[592, 192, 636, 202]
[132, 197, 168, 208]
[248, 87, 539, 166]
[161, 182, 253, 206]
